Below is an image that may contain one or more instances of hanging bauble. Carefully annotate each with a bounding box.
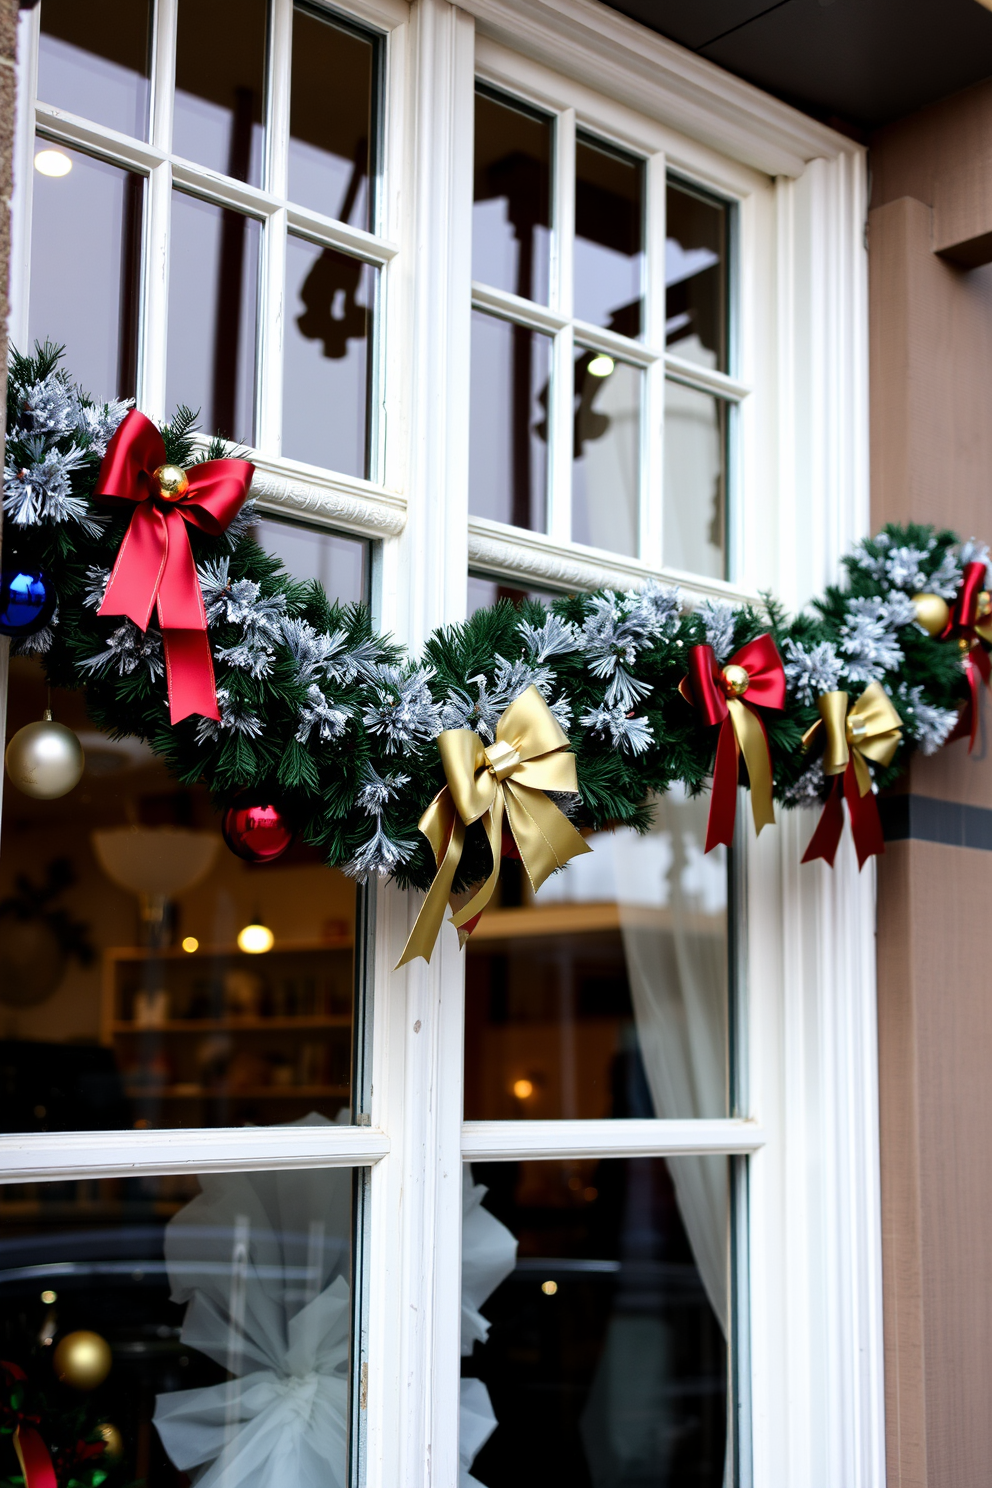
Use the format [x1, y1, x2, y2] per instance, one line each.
[912, 592, 951, 638]
[0, 569, 56, 637]
[96, 1423, 123, 1458]
[5, 711, 84, 799]
[53, 1330, 112, 1391]
[222, 797, 295, 863]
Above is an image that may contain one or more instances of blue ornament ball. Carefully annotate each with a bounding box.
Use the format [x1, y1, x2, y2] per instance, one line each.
[0, 570, 56, 637]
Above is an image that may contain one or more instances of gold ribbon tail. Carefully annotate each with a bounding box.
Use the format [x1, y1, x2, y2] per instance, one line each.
[450, 790, 506, 932]
[395, 796, 465, 968]
[727, 696, 775, 834]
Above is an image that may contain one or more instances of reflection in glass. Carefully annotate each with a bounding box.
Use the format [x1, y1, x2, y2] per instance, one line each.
[574, 137, 643, 336]
[174, 0, 266, 185]
[664, 380, 727, 579]
[462, 1157, 728, 1487]
[0, 529, 368, 1135]
[283, 236, 373, 474]
[473, 90, 552, 305]
[571, 354, 640, 555]
[469, 311, 551, 531]
[29, 142, 141, 401]
[38, 0, 151, 139]
[0, 1162, 355, 1486]
[255, 518, 368, 605]
[464, 789, 728, 1122]
[289, 6, 375, 229]
[167, 192, 260, 443]
[467, 575, 556, 615]
[666, 181, 728, 372]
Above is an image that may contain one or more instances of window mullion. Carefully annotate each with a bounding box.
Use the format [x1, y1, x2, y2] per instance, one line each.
[550, 105, 574, 317]
[546, 321, 573, 544]
[257, 206, 288, 457]
[149, 0, 177, 154]
[641, 149, 667, 567]
[266, 0, 293, 199]
[138, 0, 176, 420]
[8, 6, 40, 353]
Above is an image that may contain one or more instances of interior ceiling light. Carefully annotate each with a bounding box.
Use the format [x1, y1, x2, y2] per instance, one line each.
[587, 354, 615, 378]
[34, 149, 72, 177]
[237, 920, 274, 955]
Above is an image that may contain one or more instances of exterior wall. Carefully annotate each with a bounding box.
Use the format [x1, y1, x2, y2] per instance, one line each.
[870, 80, 992, 1488]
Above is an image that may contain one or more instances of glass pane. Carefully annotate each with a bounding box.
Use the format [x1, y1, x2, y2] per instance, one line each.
[464, 790, 728, 1121]
[461, 1156, 729, 1487]
[28, 141, 141, 401]
[467, 576, 556, 615]
[289, 6, 375, 229]
[666, 181, 728, 373]
[174, 0, 267, 186]
[574, 137, 643, 336]
[469, 311, 550, 531]
[255, 518, 368, 605]
[663, 381, 727, 579]
[38, 0, 150, 139]
[283, 236, 373, 475]
[473, 90, 552, 305]
[0, 1164, 356, 1485]
[0, 529, 368, 1133]
[167, 192, 260, 443]
[571, 353, 640, 556]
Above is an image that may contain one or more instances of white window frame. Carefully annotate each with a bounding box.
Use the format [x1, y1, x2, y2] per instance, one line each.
[4, 2, 883, 1486]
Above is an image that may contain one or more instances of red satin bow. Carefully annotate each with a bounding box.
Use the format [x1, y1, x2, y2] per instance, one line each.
[95, 411, 254, 723]
[801, 764, 883, 869]
[2, 1363, 55, 1488]
[943, 561, 991, 751]
[679, 633, 786, 853]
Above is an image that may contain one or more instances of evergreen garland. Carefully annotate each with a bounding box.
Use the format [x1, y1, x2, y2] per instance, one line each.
[1, 346, 980, 892]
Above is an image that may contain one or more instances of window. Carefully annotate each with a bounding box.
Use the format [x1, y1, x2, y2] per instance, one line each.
[6, 2, 878, 1485]
[468, 85, 743, 582]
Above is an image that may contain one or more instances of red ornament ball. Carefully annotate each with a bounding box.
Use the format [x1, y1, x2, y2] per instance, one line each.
[222, 799, 295, 863]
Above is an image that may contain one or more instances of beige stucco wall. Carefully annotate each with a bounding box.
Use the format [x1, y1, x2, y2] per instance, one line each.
[871, 80, 992, 1488]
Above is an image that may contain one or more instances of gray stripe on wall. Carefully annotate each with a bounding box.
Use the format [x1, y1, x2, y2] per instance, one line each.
[878, 794, 992, 851]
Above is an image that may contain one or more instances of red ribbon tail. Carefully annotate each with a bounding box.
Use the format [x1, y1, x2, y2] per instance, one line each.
[14, 1427, 56, 1488]
[802, 774, 845, 866]
[164, 630, 220, 723]
[705, 716, 739, 853]
[844, 760, 885, 868]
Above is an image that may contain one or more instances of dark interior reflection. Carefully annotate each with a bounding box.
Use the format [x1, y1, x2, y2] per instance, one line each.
[574, 137, 643, 336]
[464, 1158, 727, 1488]
[469, 311, 550, 531]
[174, 0, 267, 185]
[289, 5, 376, 229]
[38, 0, 151, 140]
[472, 89, 552, 305]
[29, 141, 141, 402]
[665, 183, 728, 371]
[167, 192, 260, 444]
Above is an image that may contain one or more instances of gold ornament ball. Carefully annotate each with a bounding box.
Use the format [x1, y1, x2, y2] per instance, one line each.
[912, 592, 950, 638]
[5, 716, 84, 800]
[96, 1423, 123, 1458]
[153, 463, 189, 500]
[53, 1330, 112, 1391]
[722, 663, 750, 697]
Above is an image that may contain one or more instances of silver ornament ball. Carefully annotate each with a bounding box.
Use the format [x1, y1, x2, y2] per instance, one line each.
[5, 714, 84, 799]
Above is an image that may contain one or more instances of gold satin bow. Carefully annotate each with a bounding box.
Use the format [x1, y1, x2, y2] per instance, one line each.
[397, 685, 591, 967]
[802, 680, 902, 795]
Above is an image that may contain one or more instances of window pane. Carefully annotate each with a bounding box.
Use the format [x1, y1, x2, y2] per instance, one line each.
[0, 528, 369, 1135]
[467, 576, 556, 614]
[254, 518, 369, 606]
[174, 0, 266, 186]
[461, 1157, 729, 1487]
[469, 311, 550, 531]
[473, 90, 552, 305]
[38, 0, 150, 139]
[289, 6, 375, 229]
[666, 181, 728, 372]
[464, 790, 729, 1121]
[167, 192, 260, 443]
[28, 141, 141, 401]
[283, 236, 373, 475]
[664, 381, 727, 579]
[0, 1164, 357, 1485]
[574, 137, 643, 336]
[571, 353, 640, 556]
